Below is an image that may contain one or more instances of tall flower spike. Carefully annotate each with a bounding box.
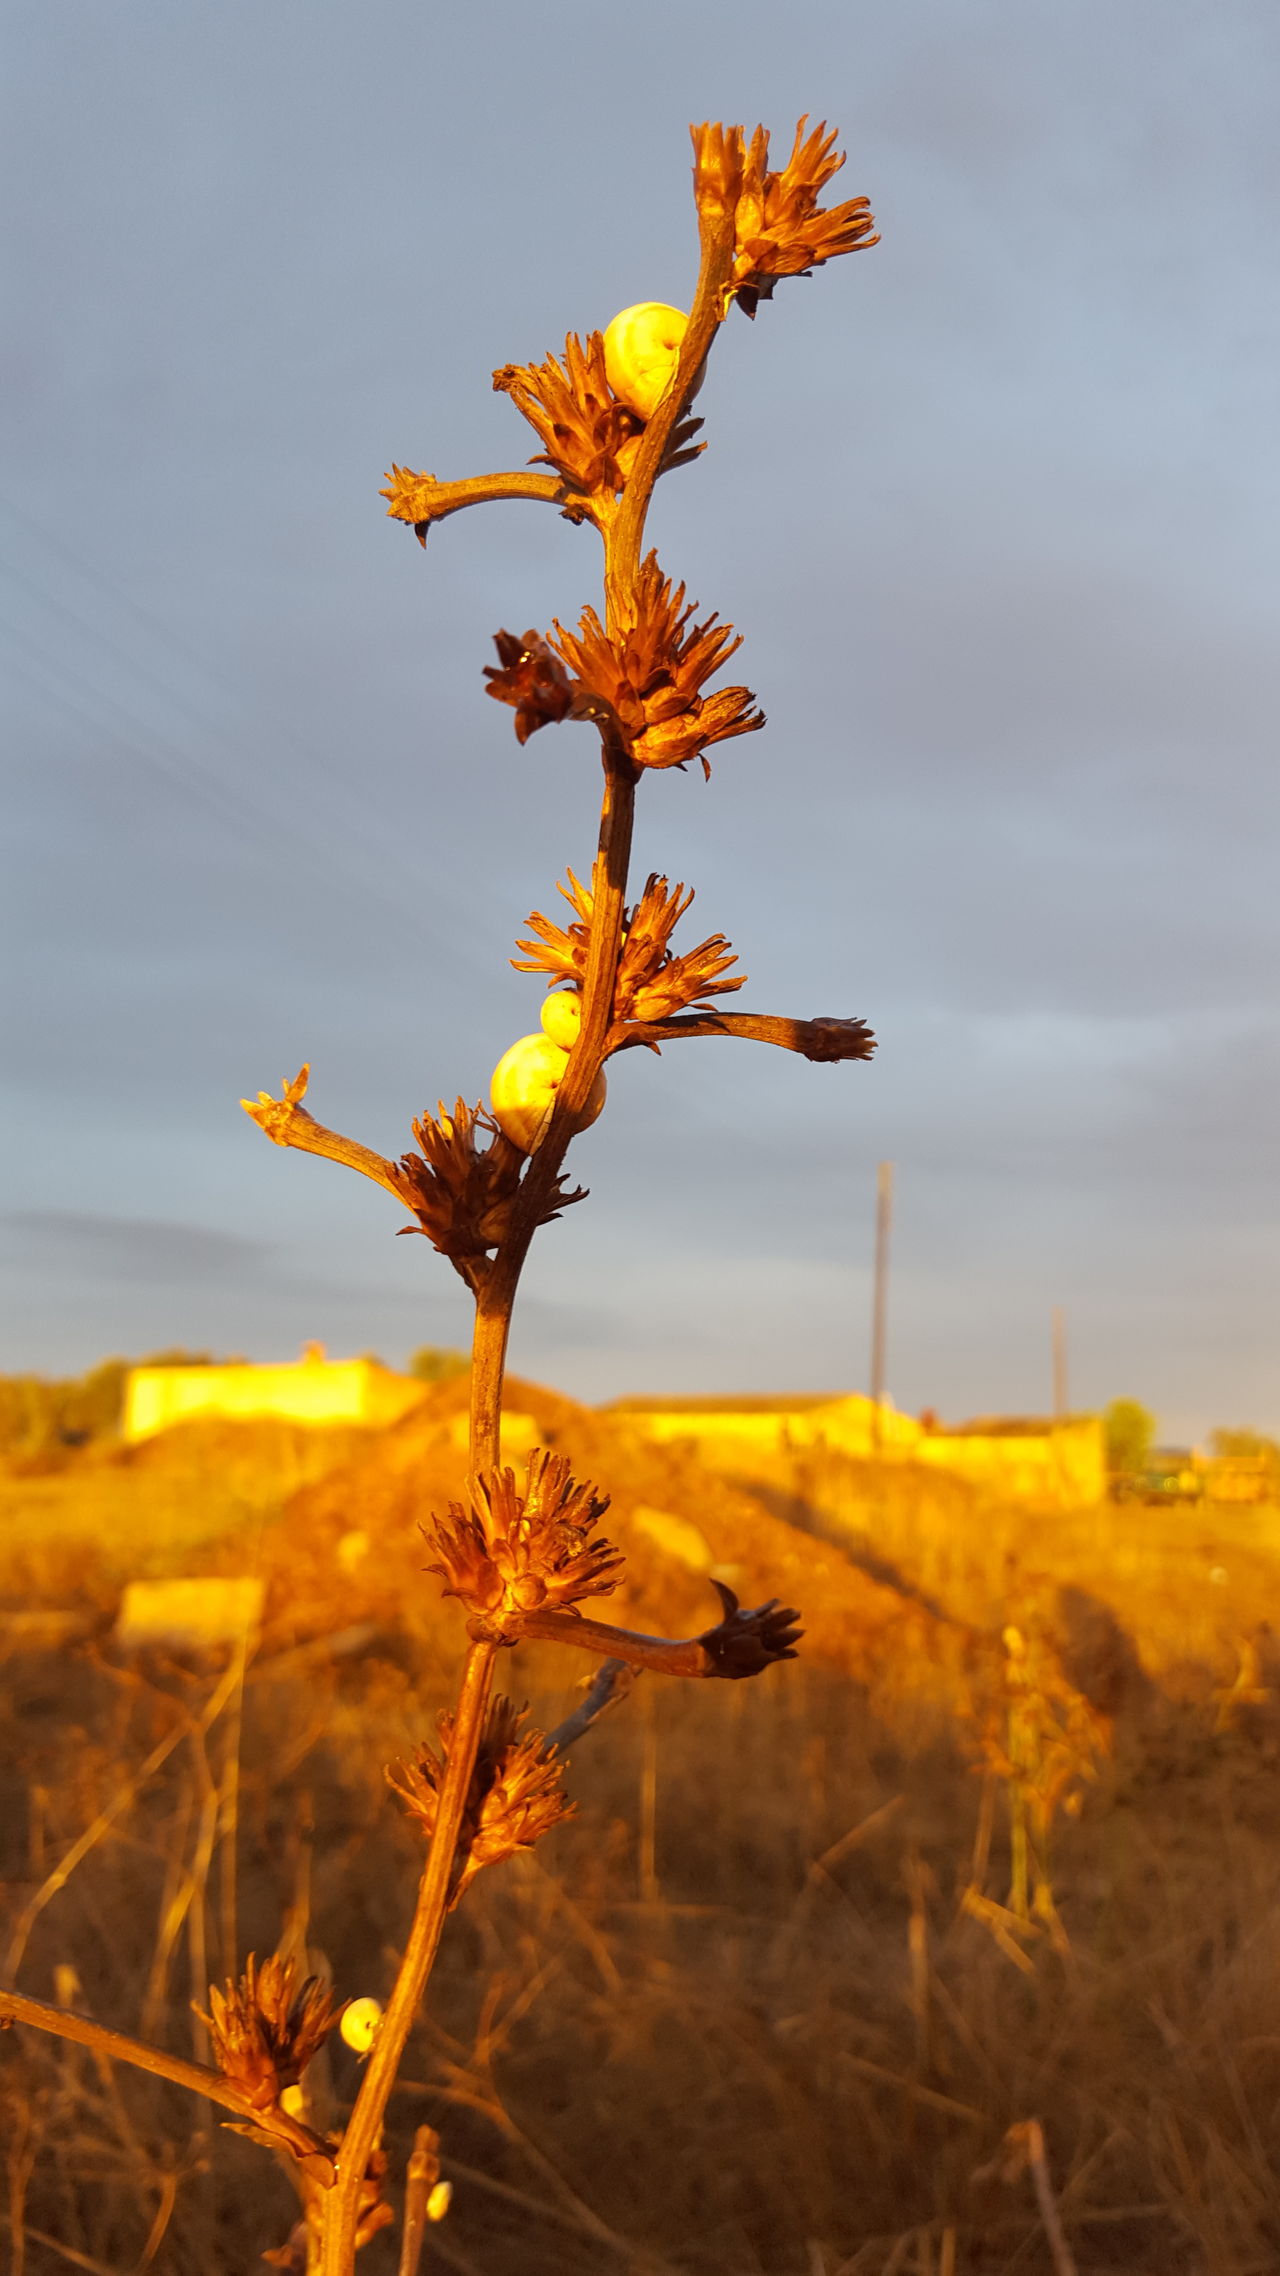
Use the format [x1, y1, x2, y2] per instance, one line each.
[551, 553, 764, 776]
[198, 1955, 347, 2112]
[387, 1696, 574, 1905]
[493, 332, 642, 506]
[427, 1447, 624, 1631]
[731, 117, 879, 317]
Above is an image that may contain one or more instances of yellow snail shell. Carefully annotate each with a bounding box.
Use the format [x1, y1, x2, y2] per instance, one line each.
[490, 1032, 606, 1154]
[540, 991, 582, 1049]
[340, 1998, 383, 2054]
[603, 302, 688, 420]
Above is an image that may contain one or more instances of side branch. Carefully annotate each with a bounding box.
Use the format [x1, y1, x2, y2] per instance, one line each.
[510, 1580, 802, 1680]
[544, 1657, 634, 1751]
[607, 1012, 876, 1062]
[241, 1068, 410, 1209]
[382, 466, 571, 544]
[0, 1989, 335, 2181]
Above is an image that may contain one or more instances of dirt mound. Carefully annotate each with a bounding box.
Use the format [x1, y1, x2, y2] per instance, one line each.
[259, 1373, 975, 1710]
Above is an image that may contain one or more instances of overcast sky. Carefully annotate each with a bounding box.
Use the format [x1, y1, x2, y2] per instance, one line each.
[3, 0, 1277, 1441]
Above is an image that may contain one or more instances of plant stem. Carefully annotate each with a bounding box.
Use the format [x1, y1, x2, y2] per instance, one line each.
[469, 740, 637, 1476]
[608, 195, 737, 607]
[0, 1989, 333, 2174]
[325, 173, 740, 2275]
[397, 2125, 441, 2276]
[319, 1639, 496, 2275]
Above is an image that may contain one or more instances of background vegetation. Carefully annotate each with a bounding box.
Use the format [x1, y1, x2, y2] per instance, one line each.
[3, 1372, 1280, 2273]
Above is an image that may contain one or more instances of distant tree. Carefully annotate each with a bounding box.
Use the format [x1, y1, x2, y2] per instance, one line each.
[0, 1350, 223, 1460]
[1104, 1398, 1156, 1476]
[1210, 1427, 1280, 1482]
[408, 1345, 469, 1387]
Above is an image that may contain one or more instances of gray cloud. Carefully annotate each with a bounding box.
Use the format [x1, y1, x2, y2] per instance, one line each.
[2, 0, 1276, 1440]
[0, 1212, 268, 1284]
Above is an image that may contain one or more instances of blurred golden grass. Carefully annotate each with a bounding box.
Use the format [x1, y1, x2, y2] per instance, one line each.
[3, 1379, 1280, 2272]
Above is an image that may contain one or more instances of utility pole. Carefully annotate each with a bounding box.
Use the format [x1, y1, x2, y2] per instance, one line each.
[870, 1160, 894, 1451]
[1051, 1306, 1068, 1422]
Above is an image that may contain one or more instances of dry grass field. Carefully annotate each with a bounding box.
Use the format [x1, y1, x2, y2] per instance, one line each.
[4, 1377, 1280, 2275]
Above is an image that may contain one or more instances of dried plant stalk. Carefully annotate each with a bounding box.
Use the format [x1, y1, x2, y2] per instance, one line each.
[8, 117, 879, 2275]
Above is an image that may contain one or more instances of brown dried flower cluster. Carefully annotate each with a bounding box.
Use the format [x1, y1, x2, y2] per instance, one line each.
[428, 1448, 623, 1630]
[493, 331, 642, 504]
[692, 117, 878, 319]
[492, 329, 705, 514]
[198, 1954, 347, 2112]
[514, 869, 742, 1026]
[699, 1579, 804, 1677]
[395, 1099, 585, 1285]
[388, 1695, 574, 1904]
[482, 630, 580, 744]
[511, 869, 594, 987]
[550, 552, 763, 775]
[379, 465, 454, 544]
[616, 873, 744, 1020]
[690, 121, 745, 222]
[483, 554, 760, 774]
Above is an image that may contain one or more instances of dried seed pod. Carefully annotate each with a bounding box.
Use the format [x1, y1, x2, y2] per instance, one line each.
[603, 302, 688, 419]
[198, 1954, 347, 2110]
[387, 1694, 577, 1904]
[550, 553, 763, 775]
[426, 1449, 624, 1629]
[489, 1032, 605, 1153]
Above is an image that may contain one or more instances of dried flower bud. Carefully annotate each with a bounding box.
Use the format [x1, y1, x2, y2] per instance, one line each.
[550, 553, 763, 777]
[387, 1695, 574, 1904]
[395, 1100, 514, 1264]
[602, 303, 688, 421]
[394, 1098, 587, 1276]
[690, 120, 746, 222]
[618, 875, 744, 1022]
[427, 1448, 624, 1632]
[197, 1954, 347, 2111]
[483, 630, 578, 744]
[513, 869, 595, 991]
[380, 465, 450, 543]
[731, 117, 878, 318]
[493, 332, 642, 504]
[514, 872, 743, 1027]
[699, 1579, 803, 1677]
[240, 1064, 312, 1144]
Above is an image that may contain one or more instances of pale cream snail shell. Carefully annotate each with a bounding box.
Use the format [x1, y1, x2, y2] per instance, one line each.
[340, 1998, 383, 2054]
[539, 990, 582, 1049]
[603, 302, 688, 420]
[490, 1030, 606, 1154]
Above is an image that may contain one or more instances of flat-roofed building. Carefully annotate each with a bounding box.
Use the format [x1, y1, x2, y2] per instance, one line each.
[122, 1343, 425, 1441]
